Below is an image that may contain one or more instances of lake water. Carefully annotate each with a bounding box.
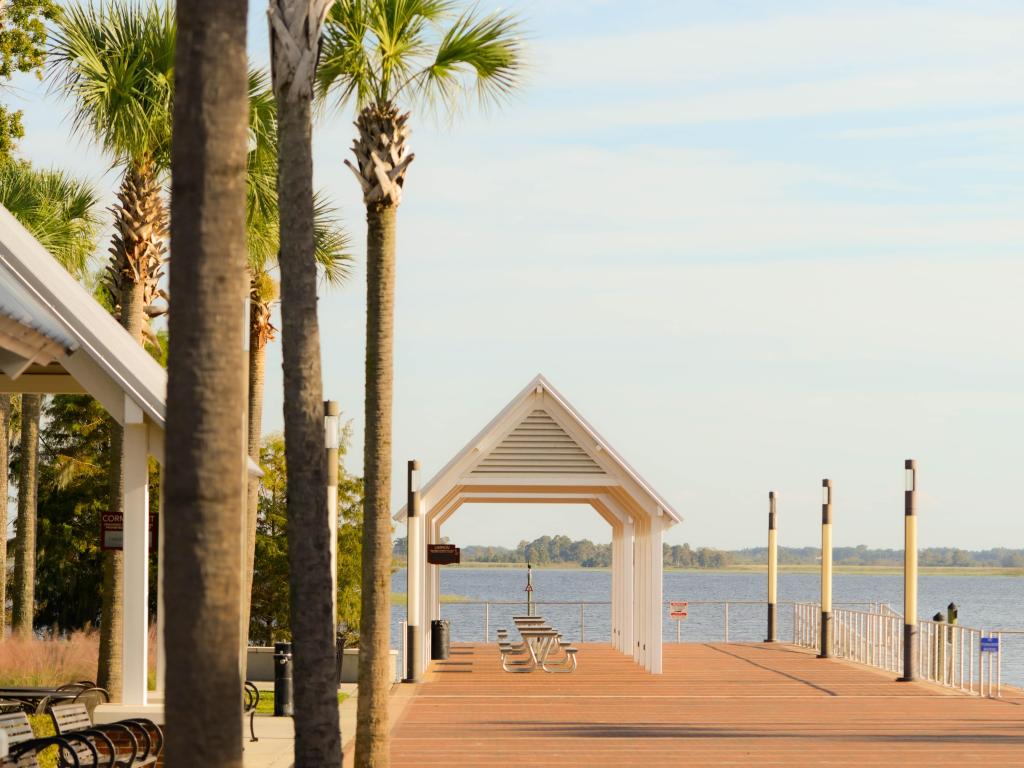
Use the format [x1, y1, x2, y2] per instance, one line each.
[391, 567, 1024, 686]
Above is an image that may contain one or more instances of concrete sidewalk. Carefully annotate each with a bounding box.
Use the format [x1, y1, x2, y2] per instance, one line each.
[242, 683, 358, 768]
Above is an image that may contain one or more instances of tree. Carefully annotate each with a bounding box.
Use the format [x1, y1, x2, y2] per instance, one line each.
[0, 394, 9, 638]
[164, 0, 249, 764]
[268, 2, 342, 765]
[249, 432, 364, 646]
[0, 158, 99, 636]
[48, 0, 174, 696]
[242, 68, 350, 648]
[0, 0, 56, 155]
[316, 4, 523, 761]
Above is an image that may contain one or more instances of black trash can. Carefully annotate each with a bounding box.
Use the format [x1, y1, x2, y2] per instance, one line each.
[431, 619, 450, 660]
[273, 642, 294, 717]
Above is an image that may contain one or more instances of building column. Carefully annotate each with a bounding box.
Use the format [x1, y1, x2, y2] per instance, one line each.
[621, 518, 634, 655]
[122, 411, 150, 706]
[766, 491, 778, 643]
[649, 515, 664, 674]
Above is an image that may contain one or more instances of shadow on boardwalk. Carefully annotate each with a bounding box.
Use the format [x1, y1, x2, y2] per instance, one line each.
[388, 642, 1024, 767]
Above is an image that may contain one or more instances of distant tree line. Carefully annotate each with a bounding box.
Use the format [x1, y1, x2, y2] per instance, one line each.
[395, 537, 1024, 569]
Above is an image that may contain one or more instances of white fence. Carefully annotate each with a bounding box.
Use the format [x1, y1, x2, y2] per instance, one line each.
[792, 602, 1004, 697]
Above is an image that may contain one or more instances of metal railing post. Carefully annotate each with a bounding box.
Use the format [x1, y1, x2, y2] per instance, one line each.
[580, 603, 585, 642]
[724, 602, 729, 642]
[484, 602, 489, 643]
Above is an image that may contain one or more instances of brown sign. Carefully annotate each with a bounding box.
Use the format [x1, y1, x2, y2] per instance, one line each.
[101, 512, 158, 551]
[427, 544, 460, 565]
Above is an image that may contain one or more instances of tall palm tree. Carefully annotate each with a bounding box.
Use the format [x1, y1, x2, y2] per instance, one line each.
[48, 0, 173, 695]
[165, 0, 249, 764]
[268, 2, 343, 765]
[316, 3, 523, 762]
[0, 158, 100, 637]
[242, 69, 351, 645]
[0, 393, 8, 639]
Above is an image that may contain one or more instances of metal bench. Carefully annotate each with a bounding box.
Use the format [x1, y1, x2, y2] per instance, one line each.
[50, 702, 161, 767]
[243, 681, 260, 743]
[0, 711, 84, 768]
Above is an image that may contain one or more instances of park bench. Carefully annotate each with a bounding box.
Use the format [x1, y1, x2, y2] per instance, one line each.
[50, 703, 162, 767]
[243, 681, 260, 743]
[0, 711, 86, 768]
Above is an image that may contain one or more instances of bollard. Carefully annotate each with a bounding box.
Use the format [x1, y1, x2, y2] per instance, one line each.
[273, 642, 294, 717]
[933, 611, 944, 680]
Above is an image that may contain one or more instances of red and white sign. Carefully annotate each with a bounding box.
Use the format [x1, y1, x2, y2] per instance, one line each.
[669, 601, 688, 619]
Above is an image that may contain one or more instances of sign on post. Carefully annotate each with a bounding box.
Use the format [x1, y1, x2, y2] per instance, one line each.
[427, 543, 461, 565]
[100, 512, 158, 551]
[980, 636, 999, 653]
[669, 600, 689, 619]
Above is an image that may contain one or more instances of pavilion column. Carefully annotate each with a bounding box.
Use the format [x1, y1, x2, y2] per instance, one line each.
[621, 518, 634, 655]
[122, 410, 150, 706]
[649, 515, 664, 674]
[636, 520, 648, 669]
[155, 463, 166, 695]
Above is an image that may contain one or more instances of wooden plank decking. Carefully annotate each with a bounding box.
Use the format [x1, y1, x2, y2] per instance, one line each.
[388, 642, 1024, 767]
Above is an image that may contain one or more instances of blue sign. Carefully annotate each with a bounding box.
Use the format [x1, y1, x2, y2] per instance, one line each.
[980, 636, 999, 653]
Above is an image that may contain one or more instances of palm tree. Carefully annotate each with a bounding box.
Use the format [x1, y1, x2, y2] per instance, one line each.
[0, 158, 100, 637]
[268, 2, 343, 765]
[242, 70, 351, 645]
[48, 0, 173, 695]
[0, 393, 9, 639]
[164, 0, 249, 763]
[316, 3, 523, 762]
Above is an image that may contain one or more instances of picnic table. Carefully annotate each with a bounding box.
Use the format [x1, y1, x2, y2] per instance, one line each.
[498, 617, 578, 673]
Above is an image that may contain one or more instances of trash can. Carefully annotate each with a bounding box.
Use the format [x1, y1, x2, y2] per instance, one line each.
[273, 642, 294, 717]
[431, 619, 450, 660]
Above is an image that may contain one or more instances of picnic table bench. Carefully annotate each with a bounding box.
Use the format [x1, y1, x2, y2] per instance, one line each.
[497, 616, 578, 673]
[0, 683, 109, 716]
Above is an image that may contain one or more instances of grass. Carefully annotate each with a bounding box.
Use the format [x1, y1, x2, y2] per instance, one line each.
[390, 592, 471, 604]
[0, 630, 100, 687]
[254, 689, 348, 715]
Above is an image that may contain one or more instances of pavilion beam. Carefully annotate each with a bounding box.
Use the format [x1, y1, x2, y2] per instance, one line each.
[122, 408, 150, 706]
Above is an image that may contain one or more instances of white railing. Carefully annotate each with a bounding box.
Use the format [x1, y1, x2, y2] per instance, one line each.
[833, 606, 903, 674]
[918, 620, 1001, 697]
[792, 602, 820, 650]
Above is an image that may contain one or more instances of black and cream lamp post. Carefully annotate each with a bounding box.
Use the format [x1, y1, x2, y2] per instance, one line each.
[406, 460, 422, 682]
[819, 479, 833, 658]
[899, 459, 919, 681]
[766, 491, 778, 643]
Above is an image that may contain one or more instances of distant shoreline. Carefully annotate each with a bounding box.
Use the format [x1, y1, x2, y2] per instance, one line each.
[393, 560, 1024, 577]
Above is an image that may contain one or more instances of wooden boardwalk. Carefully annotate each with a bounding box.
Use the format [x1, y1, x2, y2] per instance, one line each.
[388, 642, 1024, 767]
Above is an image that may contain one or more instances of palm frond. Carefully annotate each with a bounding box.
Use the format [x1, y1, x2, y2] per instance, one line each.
[0, 159, 101, 278]
[312, 193, 354, 287]
[47, 1, 175, 169]
[412, 9, 523, 111]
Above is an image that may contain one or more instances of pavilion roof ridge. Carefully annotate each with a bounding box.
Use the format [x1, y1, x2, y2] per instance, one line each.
[395, 373, 681, 523]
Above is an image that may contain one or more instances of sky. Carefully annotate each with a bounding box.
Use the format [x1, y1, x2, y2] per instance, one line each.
[9, 0, 1024, 551]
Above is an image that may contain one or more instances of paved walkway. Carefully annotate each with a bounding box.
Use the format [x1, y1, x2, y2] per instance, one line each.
[387, 642, 1024, 767]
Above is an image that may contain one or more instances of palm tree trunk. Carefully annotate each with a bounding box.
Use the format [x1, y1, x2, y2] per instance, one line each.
[97, 268, 146, 699]
[165, 2, 249, 765]
[0, 394, 9, 639]
[355, 203, 397, 768]
[242, 301, 267, 644]
[11, 393, 40, 636]
[276, 86, 342, 768]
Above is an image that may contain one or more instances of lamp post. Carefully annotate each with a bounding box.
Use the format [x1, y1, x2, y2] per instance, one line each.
[406, 460, 421, 682]
[324, 401, 340, 628]
[899, 459, 919, 681]
[819, 479, 833, 659]
[766, 491, 778, 643]
[526, 563, 534, 616]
